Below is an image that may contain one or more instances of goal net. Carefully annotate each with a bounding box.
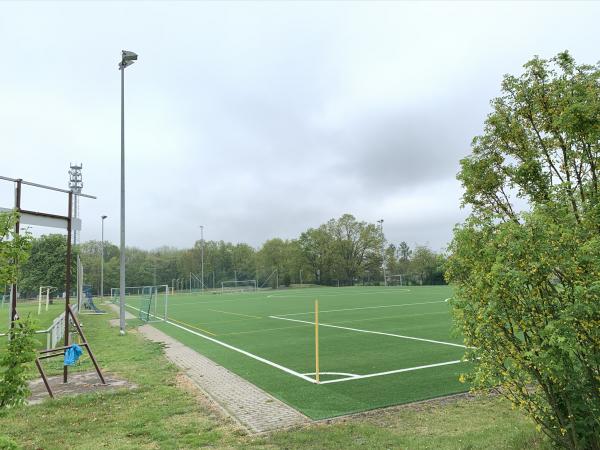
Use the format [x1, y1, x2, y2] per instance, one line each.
[385, 274, 405, 286]
[110, 285, 169, 322]
[221, 280, 257, 294]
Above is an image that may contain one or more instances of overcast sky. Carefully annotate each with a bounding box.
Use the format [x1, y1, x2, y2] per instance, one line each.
[1, 1, 598, 251]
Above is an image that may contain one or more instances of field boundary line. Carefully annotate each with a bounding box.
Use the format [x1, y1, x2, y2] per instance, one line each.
[274, 300, 446, 317]
[269, 315, 470, 348]
[267, 288, 411, 299]
[208, 309, 262, 319]
[168, 316, 217, 336]
[316, 360, 464, 384]
[125, 303, 317, 384]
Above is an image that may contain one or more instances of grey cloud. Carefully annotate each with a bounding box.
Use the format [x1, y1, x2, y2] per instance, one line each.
[1, 2, 599, 252]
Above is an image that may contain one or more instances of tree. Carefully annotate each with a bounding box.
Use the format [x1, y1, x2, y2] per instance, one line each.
[326, 214, 382, 285]
[19, 234, 73, 297]
[446, 52, 600, 449]
[0, 211, 36, 413]
[298, 226, 334, 284]
[397, 241, 412, 262]
[0, 211, 32, 291]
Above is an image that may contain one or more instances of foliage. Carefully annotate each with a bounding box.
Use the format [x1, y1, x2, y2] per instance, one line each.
[0, 435, 19, 450]
[24, 214, 446, 294]
[18, 234, 74, 297]
[0, 211, 32, 288]
[446, 51, 600, 449]
[0, 316, 37, 413]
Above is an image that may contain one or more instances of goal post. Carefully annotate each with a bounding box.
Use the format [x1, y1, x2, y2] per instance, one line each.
[385, 274, 405, 286]
[110, 285, 169, 322]
[37, 286, 56, 315]
[221, 280, 257, 294]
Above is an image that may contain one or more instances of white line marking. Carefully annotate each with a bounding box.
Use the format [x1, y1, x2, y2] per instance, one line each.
[267, 289, 411, 299]
[125, 304, 317, 384]
[318, 360, 465, 384]
[269, 316, 470, 348]
[302, 372, 361, 379]
[274, 300, 446, 317]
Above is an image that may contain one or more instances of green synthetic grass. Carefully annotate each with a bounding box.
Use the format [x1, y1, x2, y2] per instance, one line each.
[0, 309, 550, 449]
[126, 285, 469, 419]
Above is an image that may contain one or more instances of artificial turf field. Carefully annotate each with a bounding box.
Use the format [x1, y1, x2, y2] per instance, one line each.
[123, 285, 471, 419]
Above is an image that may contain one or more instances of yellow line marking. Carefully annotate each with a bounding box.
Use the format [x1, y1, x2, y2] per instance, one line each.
[208, 309, 262, 319]
[219, 324, 310, 337]
[168, 317, 217, 336]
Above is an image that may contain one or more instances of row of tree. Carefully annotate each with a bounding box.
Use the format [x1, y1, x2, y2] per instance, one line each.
[13, 213, 447, 297]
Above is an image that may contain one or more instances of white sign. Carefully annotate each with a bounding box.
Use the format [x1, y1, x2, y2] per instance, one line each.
[0, 208, 81, 231]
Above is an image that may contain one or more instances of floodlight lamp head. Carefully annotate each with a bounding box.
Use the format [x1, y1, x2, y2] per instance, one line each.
[119, 50, 138, 69]
[101, 215, 108, 220]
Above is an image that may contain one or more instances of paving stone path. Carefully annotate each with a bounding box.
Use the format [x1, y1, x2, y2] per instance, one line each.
[138, 324, 310, 433]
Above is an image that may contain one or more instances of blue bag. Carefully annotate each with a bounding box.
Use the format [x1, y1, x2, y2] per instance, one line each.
[64, 344, 83, 366]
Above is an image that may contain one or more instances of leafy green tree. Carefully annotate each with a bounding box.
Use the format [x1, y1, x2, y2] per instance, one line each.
[0, 316, 36, 414]
[298, 226, 334, 284]
[411, 246, 439, 285]
[19, 234, 73, 297]
[326, 214, 382, 285]
[397, 241, 412, 262]
[446, 52, 600, 449]
[0, 211, 35, 413]
[0, 211, 32, 292]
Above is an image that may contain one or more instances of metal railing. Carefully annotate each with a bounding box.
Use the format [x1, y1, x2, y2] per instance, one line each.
[1, 303, 79, 349]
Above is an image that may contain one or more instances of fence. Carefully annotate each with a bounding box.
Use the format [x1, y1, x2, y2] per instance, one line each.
[1, 303, 79, 350]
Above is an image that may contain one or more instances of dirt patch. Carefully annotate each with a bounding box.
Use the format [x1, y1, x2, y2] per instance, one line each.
[27, 371, 138, 405]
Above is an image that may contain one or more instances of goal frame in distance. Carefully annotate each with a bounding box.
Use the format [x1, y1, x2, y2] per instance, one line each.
[221, 280, 258, 294]
[110, 285, 169, 321]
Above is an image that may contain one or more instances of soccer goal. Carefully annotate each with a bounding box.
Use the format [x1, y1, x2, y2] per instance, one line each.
[37, 286, 56, 315]
[221, 280, 257, 294]
[111, 285, 169, 322]
[385, 274, 405, 286]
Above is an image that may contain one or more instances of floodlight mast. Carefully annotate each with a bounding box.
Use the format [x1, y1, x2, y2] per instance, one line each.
[118, 50, 138, 335]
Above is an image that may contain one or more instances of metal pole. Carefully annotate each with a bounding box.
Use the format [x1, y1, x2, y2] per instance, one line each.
[200, 225, 204, 293]
[63, 192, 73, 383]
[101, 216, 106, 298]
[10, 180, 22, 328]
[119, 63, 126, 335]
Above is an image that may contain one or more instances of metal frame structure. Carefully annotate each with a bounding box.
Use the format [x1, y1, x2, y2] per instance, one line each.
[0, 175, 105, 397]
[221, 279, 258, 294]
[37, 286, 56, 315]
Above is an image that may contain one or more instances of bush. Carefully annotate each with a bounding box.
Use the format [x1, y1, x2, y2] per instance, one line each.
[0, 316, 37, 414]
[446, 51, 600, 449]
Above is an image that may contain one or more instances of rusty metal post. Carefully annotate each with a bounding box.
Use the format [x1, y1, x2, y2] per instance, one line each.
[10, 179, 22, 328]
[63, 191, 73, 383]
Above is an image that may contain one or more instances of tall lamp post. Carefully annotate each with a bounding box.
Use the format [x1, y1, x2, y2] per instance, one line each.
[378, 219, 387, 286]
[101, 215, 107, 298]
[199, 225, 204, 294]
[119, 49, 138, 335]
